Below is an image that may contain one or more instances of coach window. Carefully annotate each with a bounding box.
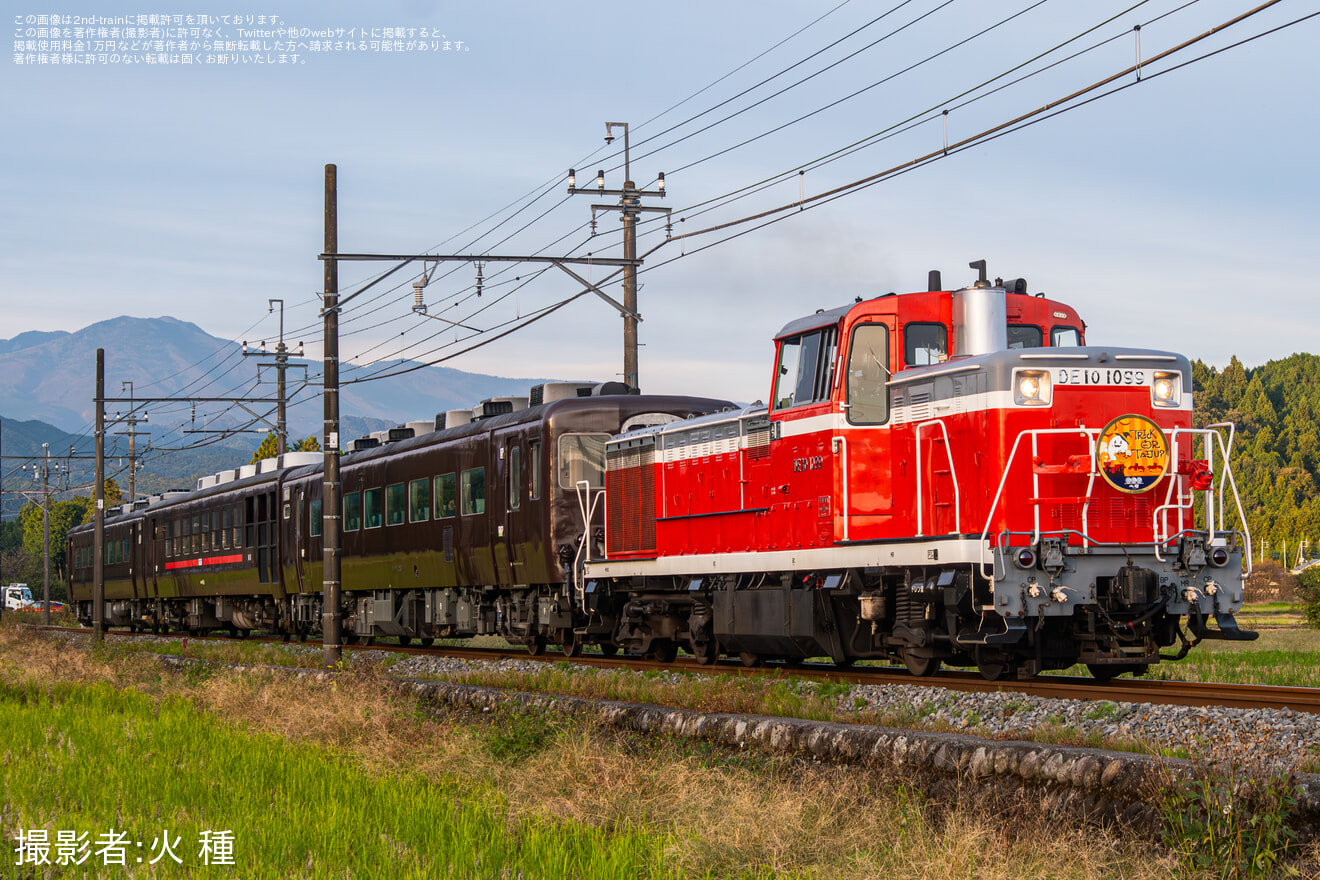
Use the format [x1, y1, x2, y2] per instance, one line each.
[529, 441, 541, 499]
[310, 499, 323, 537]
[221, 509, 230, 550]
[385, 482, 406, 526]
[364, 487, 384, 528]
[434, 473, 457, 519]
[201, 514, 210, 552]
[508, 446, 522, 510]
[1007, 324, 1043, 349]
[232, 505, 243, 548]
[344, 491, 362, 532]
[461, 467, 486, 515]
[904, 323, 948, 366]
[558, 434, 609, 489]
[409, 478, 430, 523]
[845, 323, 890, 425]
[192, 516, 201, 554]
[1051, 325, 1081, 347]
[773, 326, 838, 410]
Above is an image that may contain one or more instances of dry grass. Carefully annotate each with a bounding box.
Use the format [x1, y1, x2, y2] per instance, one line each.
[0, 623, 1275, 878]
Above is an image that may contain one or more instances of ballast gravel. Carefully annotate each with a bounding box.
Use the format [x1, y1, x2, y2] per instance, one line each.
[382, 652, 1319, 772]
[51, 631, 1319, 772]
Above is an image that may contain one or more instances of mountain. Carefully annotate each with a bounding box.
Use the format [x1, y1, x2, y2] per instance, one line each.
[0, 316, 561, 511]
[0, 417, 85, 519]
[0, 316, 553, 435]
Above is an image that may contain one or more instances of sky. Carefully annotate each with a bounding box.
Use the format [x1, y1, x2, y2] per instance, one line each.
[3, 0, 1318, 409]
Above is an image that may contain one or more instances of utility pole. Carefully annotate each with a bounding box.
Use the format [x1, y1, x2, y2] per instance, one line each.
[244, 299, 305, 456]
[115, 381, 149, 504]
[567, 121, 670, 391]
[322, 163, 343, 669]
[41, 444, 50, 625]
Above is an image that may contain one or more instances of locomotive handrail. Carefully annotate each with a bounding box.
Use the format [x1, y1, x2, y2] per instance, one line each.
[914, 420, 961, 537]
[573, 479, 605, 611]
[979, 427, 1098, 583]
[1154, 425, 1251, 575]
[831, 435, 849, 542]
[886, 363, 982, 386]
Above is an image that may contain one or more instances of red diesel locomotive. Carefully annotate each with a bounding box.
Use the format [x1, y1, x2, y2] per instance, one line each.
[68, 261, 1253, 680]
[586, 261, 1254, 678]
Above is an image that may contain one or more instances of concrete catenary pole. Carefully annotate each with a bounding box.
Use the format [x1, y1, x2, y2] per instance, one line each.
[93, 349, 105, 644]
[322, 164, 342, 668]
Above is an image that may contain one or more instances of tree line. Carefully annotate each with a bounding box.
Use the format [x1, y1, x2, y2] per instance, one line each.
[1191, 353, 1320, 566]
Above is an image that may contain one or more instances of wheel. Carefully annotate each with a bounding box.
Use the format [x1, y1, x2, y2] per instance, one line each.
[902, 649, 941, 678]
[561, 630, 582, 658]
[693, 639, 720, 666]
[739, 651, 763, 668]
[297, 628, 307, 643]
[599, 642, 619, 657]
[974, 648, 1013, 682]
[281, 631, 292, 643]
[647, 641, 678, 664]
[362, 635, 376, 647]
[342, 632, 359, 646]
[526, 636, 545, 656]
[419, 638, 435, 648]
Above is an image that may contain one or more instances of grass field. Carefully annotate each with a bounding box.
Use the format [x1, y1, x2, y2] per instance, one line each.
[9, 622, 1300, 879]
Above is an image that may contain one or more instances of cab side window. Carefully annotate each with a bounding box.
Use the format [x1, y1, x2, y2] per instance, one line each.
[904, 322, 948, 366]
[773, 326, 838, 410]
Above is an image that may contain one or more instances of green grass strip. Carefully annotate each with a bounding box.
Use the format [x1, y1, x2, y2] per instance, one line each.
[0, 679, 671, 879]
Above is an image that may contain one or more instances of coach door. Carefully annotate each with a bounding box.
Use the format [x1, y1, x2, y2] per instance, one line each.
[146, 516, 160, 599]
[493, 429, 528, 586]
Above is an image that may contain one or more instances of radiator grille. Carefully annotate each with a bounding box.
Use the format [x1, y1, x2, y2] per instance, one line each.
[606, 442, 656, 554]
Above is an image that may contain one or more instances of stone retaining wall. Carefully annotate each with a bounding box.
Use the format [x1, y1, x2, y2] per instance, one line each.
[156, 655, 1320, 836]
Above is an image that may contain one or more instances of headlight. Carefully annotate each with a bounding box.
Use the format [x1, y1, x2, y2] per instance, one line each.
[1151, 371, 1181, 408]
[1013, 369, 1052, 406]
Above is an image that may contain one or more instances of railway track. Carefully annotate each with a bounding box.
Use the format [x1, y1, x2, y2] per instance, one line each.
[27, 623, 1320, 715]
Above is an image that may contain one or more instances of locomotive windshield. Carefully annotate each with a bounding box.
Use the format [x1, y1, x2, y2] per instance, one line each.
[558, 433, 609, 489]
[1007, 324, 1043, 349]
[773, 326, 837, 410]
[1052, 325, 1081, 346]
